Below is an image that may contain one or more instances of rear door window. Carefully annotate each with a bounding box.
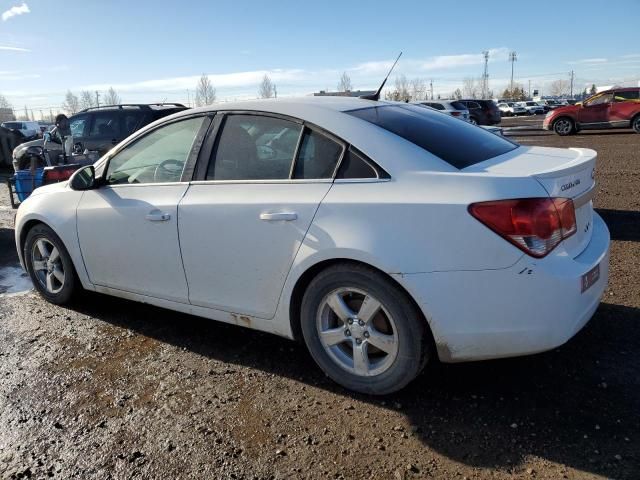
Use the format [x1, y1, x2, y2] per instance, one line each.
[347, 104, 517, 169]
[292, 128, 343, 179]
[207, 114, 302, 180]
[613, 90, 640, 102]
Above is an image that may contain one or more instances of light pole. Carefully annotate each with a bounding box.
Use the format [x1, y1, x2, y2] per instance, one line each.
[509, 51, 517, 96]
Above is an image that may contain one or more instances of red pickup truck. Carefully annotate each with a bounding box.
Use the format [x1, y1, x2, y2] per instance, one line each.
[543, 87, 640, 135]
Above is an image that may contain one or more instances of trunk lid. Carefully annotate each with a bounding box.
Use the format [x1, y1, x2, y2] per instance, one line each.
[465, 146, 596, 258]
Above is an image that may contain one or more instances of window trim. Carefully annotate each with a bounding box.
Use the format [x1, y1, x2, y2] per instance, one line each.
[194, 110, 389, 185]
[98, 113, 213, 187]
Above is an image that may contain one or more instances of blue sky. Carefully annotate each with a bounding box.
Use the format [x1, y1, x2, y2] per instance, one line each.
[1, 0, 639, 117]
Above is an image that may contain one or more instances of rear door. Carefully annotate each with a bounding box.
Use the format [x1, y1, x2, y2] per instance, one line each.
[610, 90, 640, 126]
[178, 113, 344, 318]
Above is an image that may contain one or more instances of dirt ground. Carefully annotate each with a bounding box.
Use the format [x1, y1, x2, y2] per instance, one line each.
[0, 124, 638, 479]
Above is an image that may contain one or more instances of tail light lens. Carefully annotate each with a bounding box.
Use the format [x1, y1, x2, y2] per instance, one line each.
[450, 111, 461, 117]
[468, 198, 577, 258]
[43, 166, 78, 184]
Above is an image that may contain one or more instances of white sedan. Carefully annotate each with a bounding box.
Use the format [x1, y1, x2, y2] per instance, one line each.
[14, 98, 610, 394]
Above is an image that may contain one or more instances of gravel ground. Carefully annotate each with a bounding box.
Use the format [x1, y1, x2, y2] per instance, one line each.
[0, 127, 638, 479]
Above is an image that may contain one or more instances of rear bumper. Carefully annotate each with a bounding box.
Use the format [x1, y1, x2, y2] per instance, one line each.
[396, 212, 610, 362]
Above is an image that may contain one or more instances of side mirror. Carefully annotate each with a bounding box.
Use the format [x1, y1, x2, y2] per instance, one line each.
[69, 165, 96, 191]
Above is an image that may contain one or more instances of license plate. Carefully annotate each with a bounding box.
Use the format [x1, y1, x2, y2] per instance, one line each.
[581, 263, 600, 293]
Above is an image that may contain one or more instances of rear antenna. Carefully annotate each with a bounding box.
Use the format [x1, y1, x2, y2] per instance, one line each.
[360, 52, 402, 101]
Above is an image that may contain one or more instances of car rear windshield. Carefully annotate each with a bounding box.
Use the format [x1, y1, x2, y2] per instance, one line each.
[347, 104, 517, 169]
[450, 101, 467, 110]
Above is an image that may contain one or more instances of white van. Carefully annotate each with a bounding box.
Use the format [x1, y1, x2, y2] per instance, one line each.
[1, 121, 40, 140]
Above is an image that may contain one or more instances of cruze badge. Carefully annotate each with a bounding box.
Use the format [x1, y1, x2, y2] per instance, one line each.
[560, 178, 581, 191]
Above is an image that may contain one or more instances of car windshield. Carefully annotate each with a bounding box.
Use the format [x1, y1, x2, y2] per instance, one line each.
[347, 104, 517, 169]
[450, 101, 467, 110]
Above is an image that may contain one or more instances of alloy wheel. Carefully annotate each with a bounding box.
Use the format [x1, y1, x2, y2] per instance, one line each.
[316, 288, 399, 377]
[554, 118, 573, 135]
[31, 238, 65, 294]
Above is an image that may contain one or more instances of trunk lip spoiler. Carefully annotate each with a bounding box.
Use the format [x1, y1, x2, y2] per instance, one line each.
[532, 148, 597, 179]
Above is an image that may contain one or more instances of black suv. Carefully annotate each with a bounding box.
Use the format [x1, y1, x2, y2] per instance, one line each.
[457, 99, 501, 126]
[12, 103, 187, 171]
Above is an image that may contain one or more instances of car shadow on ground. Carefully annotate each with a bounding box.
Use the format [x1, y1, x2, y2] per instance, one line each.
[597, 208, 640, 242]
[67, 291, 639, 479]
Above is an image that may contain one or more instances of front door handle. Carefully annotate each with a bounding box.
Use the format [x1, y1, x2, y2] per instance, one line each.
[260, 212, 297, 221]
[145, 212, 171, 222]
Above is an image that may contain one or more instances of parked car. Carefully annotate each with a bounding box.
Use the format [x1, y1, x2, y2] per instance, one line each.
[15, 98, 609, 394]
[497, 102, 527, 117]
[543, 87, 640, 135]
[11, 103, 187, 171]
[414, 100, 470, 121]
[1, 121, 40, 141]
[516, 101, 546, 115]
[538, 99, 563, 110]
[457, 99, 501, 125]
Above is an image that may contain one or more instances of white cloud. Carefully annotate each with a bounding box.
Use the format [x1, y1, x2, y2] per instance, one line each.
[2, 2, 30, 21]
[569, 58, 608, 64]
[0, 45, 30, 52]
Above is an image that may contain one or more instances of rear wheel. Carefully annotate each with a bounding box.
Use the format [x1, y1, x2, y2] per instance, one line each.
[300, 263, 429, 395]
[632, 115, 640, 134]
[553, 117, 576, 136]
[469, 117, 478, 126]
[24, 224, 77, 304]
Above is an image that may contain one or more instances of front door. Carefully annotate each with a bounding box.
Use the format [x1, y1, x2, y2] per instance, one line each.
[179, 113, 345, 318]
[578, 92, 613, 126]
[77, 116, 209, 303]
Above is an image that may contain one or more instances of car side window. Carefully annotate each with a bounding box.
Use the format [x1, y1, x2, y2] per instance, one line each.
[467, 102, 480, 109]
[207, 114, 302, 181]
[105, 116, 206, 185]
[614, 90, 640, 102]
[585, 93, 613, 106]
[336, 147, 378, 179]
[292, 128, 343, 179]
[89, 112, 120, 138]
[69, 115, 89, 137]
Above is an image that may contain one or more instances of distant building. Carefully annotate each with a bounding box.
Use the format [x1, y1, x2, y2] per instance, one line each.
[313, 90, 376, 98]
[0, 108, 15, 122]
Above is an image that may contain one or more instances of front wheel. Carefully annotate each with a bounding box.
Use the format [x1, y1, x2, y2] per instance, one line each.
[553, 117, 576, 136]
[300, 263, 429, 395]
[24, 224, 77, 304]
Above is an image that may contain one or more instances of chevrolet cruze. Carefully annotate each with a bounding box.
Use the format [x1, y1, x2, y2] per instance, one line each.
[15, 97, 610, 394]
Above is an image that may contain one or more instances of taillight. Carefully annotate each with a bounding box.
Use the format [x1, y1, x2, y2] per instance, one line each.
[468, 198, 577, 258]
[450, 111, 461, 117]
[43, 166, 77, 184]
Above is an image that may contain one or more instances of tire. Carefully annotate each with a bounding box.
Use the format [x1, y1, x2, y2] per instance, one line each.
[553, 117, 576, 136]
[300, 263, 429, 395]
[469, 117, 478, 126]
[632, 115, 640, 134]
[24, 224, 77, 305]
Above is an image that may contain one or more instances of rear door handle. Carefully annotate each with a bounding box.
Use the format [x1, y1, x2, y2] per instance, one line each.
[145, 212, 171, 222]
[260, 212, 297, 221]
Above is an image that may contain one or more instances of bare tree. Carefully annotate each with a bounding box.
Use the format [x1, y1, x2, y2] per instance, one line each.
[258, 74, 276, 99]
[103, 87, 121, 105]
[80, 90, 96, 110]
[337, 71, 353, 92]
[62, 90, 80, 114]
[452, 88, 463, 100]
[462, 78, 479, 99]
[384, 75, 411, 102]
[549, 79, 570, 97]
[0, 94, 11, 109]
[410, 78, 427, 101]
[195, 74, 216, 106]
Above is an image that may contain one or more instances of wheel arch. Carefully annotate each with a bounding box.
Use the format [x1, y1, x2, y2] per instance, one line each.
[287, 258, 436, 350]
